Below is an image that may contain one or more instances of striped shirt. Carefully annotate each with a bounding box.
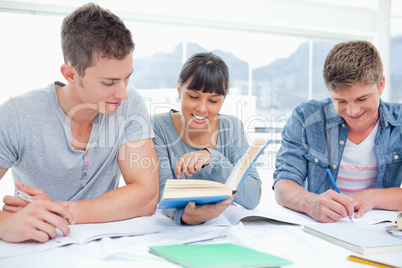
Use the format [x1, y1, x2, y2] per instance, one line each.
[337, 121, 379, 194]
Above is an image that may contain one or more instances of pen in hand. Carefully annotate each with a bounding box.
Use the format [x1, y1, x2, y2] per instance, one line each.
[16, 189, 71, 223]
[326, 169, 353, 223]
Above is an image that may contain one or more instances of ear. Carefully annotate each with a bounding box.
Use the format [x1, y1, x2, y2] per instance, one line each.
[378, 76, 385, 96]
[60, 64, 78, 84]
[177, 80, 181, 99]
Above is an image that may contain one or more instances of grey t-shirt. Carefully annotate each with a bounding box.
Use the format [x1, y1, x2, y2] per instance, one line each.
[0, 82, 153, 201]
[152, 111, 262, 224]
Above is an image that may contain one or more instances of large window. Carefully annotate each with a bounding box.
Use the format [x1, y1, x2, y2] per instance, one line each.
[0, 0, 397, 138]
[0, 12, 64, 100]
[0, 11, 342, 122]
[390, 1, 402, 102]
[123, 19, 344, 124]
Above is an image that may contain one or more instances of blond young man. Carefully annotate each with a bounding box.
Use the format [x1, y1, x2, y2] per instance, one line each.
[274, 41, 402, 223]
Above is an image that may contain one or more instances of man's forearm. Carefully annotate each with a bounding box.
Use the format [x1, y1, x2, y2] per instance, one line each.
[68, 183, 158, 224]
[364, 188, 402, 211]
[274, 179, 316, 215]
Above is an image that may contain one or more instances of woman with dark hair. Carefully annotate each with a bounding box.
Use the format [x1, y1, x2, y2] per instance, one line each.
[153, 52, 261, 225]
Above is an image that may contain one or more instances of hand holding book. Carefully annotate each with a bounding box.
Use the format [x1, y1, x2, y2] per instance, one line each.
[181, 196, 235, 225]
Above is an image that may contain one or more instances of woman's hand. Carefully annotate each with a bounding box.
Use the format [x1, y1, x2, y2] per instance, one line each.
[181, 195, 235, 225]
[176, 149, 211, 178]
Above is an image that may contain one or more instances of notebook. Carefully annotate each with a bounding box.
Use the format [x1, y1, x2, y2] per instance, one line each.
[304, 222, 402, 255]
[149, 243, 292, 267]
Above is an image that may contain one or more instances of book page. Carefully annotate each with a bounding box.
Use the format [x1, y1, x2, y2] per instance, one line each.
[225, 138, 269, 189]
[0, 216, 162, 259]
[222, 205, 318, 225]
[223, 207, 399, 226]
[339, 210, 399, 225]
[162, 187, 232, 199]
[68, 216, 161, 244]
[162, 179, 233, 199]
[0, 235, 75, 258]
[165, 179, 228, 189]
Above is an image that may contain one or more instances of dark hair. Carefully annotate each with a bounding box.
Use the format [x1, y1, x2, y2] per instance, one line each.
[178, 52, 229, 97]
[323, 40, 383, 92]
[61, 3, 135, 76]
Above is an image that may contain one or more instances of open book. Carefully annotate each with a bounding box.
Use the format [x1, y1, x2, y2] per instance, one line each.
[158, 138, 270, 209]
[217, 205, 318, 226]
[0, 216, 161, 259]
[209, 206, 399, 226]
[304, 222, 402, 255]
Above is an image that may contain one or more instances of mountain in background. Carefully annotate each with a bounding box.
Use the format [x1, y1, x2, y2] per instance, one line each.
[252, 41, 335, 112]
[130, 37, 402, 115]
[130, 42, 249, 91]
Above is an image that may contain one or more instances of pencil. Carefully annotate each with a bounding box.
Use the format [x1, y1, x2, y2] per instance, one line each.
[347, 255, 400, 268]
[326, 169, 353, 223]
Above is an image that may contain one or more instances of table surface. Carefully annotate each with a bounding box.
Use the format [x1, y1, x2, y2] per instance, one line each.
[1, 168, 401, 268]
[1, 204, 401, 268]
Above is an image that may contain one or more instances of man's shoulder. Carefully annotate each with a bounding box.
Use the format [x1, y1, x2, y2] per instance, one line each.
[120, 88, 148, 116]
[380, 101, 402, 125]
[1, 85, 54, 109]
[126, 88, 142, 102]
[292, 98, 333, 118]
[381, 101, 402, 114]
[295, 98, 331, 111]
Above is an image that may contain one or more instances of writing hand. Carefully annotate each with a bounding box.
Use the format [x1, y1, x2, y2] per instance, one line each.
[3, 181, 74, 224]
[308, 189, 354, 223]
[0, 200, 73, 243]
[176, 149, 211, 178]
[181, 195, 235, 225]
[3, 181, 53, 212]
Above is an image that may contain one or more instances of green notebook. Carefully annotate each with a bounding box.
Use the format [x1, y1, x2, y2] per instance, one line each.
[149, 243, 292, 267]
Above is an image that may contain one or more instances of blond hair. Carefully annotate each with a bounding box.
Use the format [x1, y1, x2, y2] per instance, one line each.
[323, 40, 383, 92]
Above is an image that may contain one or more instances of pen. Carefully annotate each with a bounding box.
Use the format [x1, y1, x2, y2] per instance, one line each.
[347, 255, 400, 268]
[16, 189, 34, 203]
[16, 189, 70, 223]
[326, 169, 353, 223]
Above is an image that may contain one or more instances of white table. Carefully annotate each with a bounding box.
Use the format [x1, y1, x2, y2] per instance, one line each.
[1, 167, 401, 267]
[1, 208, 401, 268]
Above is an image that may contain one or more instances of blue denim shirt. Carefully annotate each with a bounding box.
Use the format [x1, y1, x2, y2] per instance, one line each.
[273, 98, 402, 194]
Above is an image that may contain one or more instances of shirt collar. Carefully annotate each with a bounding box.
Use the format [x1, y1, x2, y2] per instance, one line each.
[378, 99, 401, 128]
